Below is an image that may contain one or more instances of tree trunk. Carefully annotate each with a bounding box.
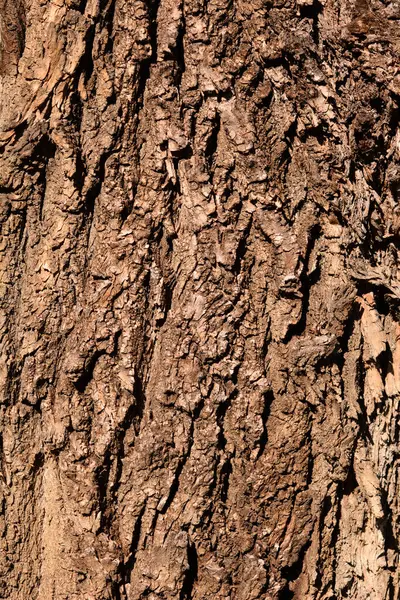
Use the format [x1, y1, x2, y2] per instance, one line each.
[0, 0, 399, 598]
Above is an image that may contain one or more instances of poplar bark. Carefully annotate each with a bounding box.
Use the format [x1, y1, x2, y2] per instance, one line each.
[0, 0, 400, 598]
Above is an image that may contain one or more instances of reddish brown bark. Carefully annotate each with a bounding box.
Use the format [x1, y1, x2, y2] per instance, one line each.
[0, 0, 400, 598]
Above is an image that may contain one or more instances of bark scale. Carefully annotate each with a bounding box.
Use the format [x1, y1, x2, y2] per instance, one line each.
[0, 0, 399, 598]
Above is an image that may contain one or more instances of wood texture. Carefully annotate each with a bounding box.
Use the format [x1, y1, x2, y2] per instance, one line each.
[0, 0, 400, 598]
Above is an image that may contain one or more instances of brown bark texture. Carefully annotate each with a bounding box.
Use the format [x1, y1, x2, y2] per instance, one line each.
[0, 0, 400, 598]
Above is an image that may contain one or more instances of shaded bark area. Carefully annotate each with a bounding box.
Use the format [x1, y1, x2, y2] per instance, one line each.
[0, 0, 400, 598]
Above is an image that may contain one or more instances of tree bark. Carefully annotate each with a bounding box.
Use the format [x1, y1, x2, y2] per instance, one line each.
[0, 0, 399, 598]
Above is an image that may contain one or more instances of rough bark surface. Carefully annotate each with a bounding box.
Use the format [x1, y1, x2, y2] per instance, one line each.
[1, 0, 400, 598]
